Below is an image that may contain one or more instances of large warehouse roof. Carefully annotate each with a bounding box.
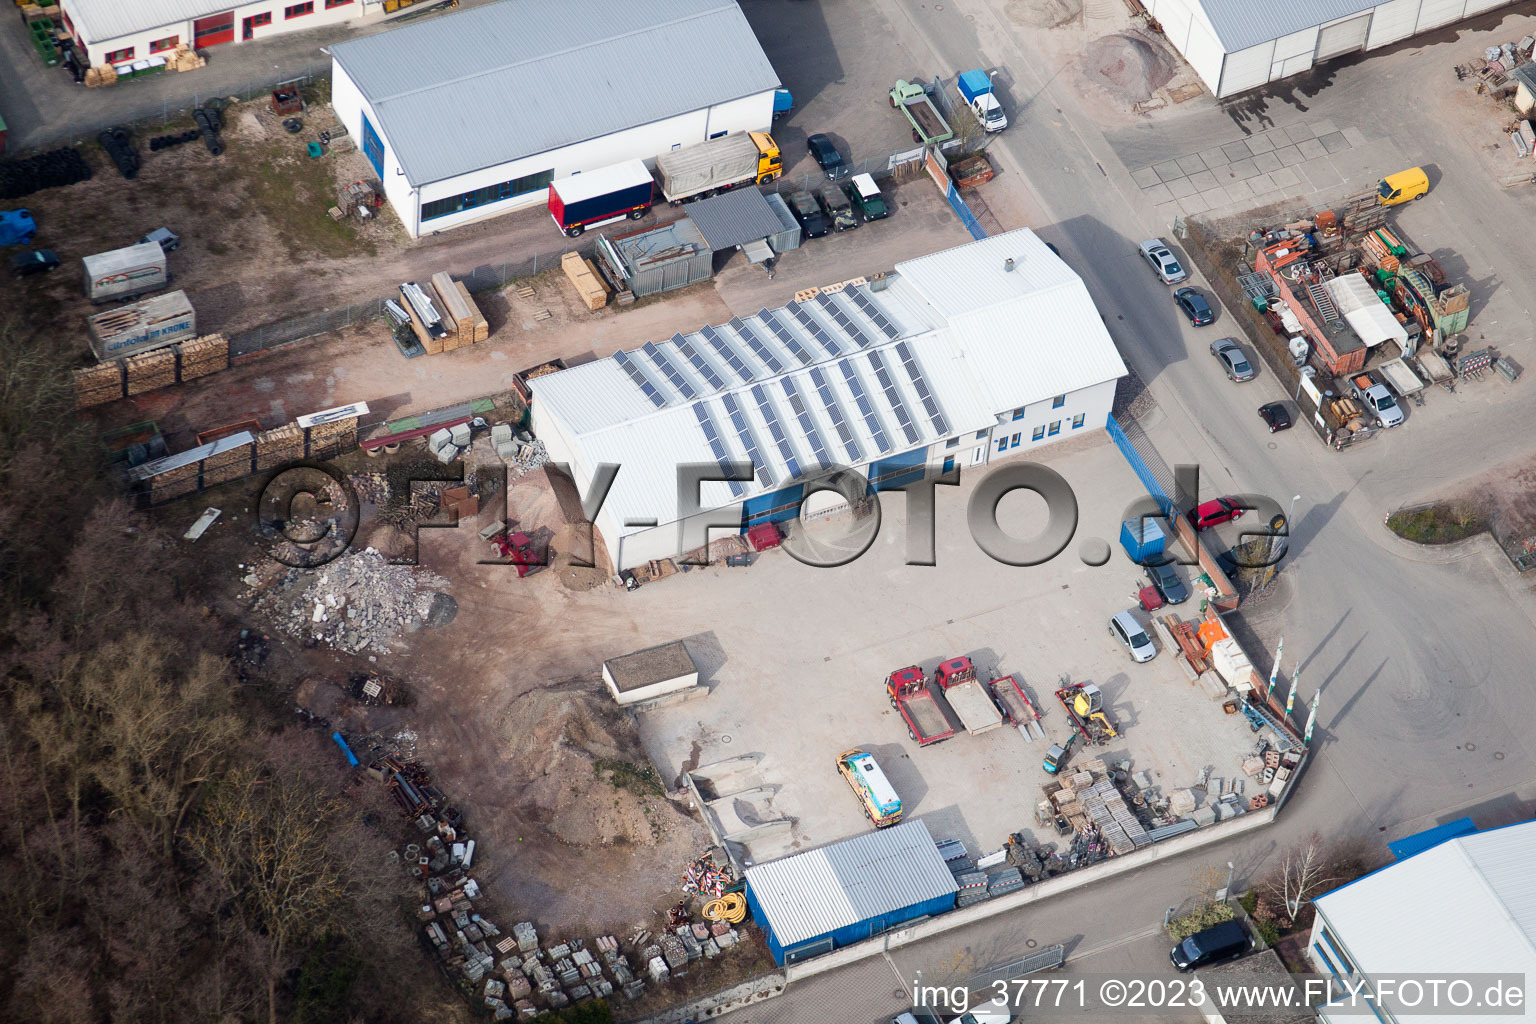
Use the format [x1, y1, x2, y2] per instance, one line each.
[330, 0, 780, 186]
[745, 820, 957, 947]
[60, 0, 238, 40]
[1194, 0, 1379, 52]
[1314, 819, 1536, 1007]
[530, 229, 1126, 538]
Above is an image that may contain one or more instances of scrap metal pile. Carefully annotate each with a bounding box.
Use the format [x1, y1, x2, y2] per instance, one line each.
[247, 547, 449, 654]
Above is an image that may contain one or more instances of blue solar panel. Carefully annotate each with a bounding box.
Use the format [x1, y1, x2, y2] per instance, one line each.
[613, 349, 667, 408]
[787, 301, 842, 357]
[729, 317, 784, 374]
[700, 325, 755, 384]
[751, 385, 801, 480]
[675, 335, 726, 391]
[757, 308, 816, 365]
[894, 340, 949, 435]
[837, 360, 891, 453]
[693, 402, 746, 498]
[849, 287, 900, 339]
[808, 367, 862, 463]
[721, 392, 773, 488]
[781, 377, 832, 470]
[814, 291, 875, 349]
[642, 339, 697, 400]
[868, 350, 920, 445]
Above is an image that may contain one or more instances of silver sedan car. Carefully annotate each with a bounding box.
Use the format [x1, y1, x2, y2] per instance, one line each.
[1210, 337, 1255, 382]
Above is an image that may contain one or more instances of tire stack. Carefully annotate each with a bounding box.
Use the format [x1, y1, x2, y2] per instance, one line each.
[193, 105, 224, 156]
[149, 129, 201, 152]
[0, 148, 93, 200]
[97, 127, 140, 179]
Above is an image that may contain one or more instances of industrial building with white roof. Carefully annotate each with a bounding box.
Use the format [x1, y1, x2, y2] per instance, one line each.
[530, 229, 1129, 571]
[328, 0, 781, 237]
[59, 0, 364, 70]
[1308, 818, 1536, 1023]
[1140, 0, 1520, 97]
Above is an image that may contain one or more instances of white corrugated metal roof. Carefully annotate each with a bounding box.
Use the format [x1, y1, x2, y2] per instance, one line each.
[552, 160, 654, 206]
[1194, 0, 1379, 53]
[61, 0, 248, 41]
[745, 819, 957, 946]
[1326, 274, 1407, 349]
[1314, 820, 1536, 1016]
[530, 229, 1125, 538]
[330, 0, 779, 186]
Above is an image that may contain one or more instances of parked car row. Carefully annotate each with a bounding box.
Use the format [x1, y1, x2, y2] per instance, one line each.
[784, 172, 889, 237]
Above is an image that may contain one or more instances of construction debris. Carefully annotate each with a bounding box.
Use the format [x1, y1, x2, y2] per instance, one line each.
[248, 547, 449, 654]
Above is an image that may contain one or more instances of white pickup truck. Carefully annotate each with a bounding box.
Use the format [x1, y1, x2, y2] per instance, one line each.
[1349, 371, 1404, 427]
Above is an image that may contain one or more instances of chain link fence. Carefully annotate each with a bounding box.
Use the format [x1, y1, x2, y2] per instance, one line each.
[31, 66, 328, 150]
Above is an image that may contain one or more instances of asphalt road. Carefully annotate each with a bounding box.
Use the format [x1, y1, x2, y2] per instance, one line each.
[741, 2, 1536, 1021]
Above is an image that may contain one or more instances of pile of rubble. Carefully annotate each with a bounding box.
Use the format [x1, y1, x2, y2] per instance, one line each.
[248, 547, 448, 654]
[492, 425, 550, 479]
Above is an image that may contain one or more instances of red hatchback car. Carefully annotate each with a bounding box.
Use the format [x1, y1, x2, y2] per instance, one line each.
[1188, 497, 1245, 531]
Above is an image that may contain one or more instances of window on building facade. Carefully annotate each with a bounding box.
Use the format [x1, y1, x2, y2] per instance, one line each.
[150, 35, 178, 52]
[250, 11, 272, 25]
[1010, 433, 1021, 448]
[421, 169, 555, 221]
[1048, 420, 1061, 436]
[1011, 407, 1025, 420]
[945, 437, 959, 449]
[1072, 413, 1085, 429]
[975, 429, 987, 439]
[285, 2, 314, 18]
[106, 46, 134, 62]
[325, 0, 354, 6]
[1032, 425, 1045, 441]
[996, 438, 1007, 453]
[1052, 394, 1065, 408]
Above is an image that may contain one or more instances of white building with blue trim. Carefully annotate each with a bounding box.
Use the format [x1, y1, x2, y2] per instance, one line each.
[328, 0, 780, 237]
[529, 229, 1128, 571]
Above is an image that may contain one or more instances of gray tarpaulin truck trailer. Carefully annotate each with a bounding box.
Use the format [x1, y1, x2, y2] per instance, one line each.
[82, 240, 168, 303]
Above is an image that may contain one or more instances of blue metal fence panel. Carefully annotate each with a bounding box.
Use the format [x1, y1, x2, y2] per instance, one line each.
[1106, 412, 1173, 515]
[945, 181, 987, 241]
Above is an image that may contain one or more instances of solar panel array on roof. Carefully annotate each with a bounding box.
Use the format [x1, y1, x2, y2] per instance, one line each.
[758, 308, 817, 365]
[701, 326, 754, 385]
[730, 317, 784, 374]
[693, 402, 746, 498]
[849, 287, 900, 339]
[894, 341, 949, 435]
[781, 377, 832, 470]
[838, 360, 891, 454]
[787, 302, 842, 357]
[721, 393, 774, 488]
[676, 336, 727, 391]
[814, 292, 874, 349]
[809, 367, 862, 463]
[613, 350, 667, 408]
[751, 384, 802, 480]
[867, 350, 920, 445]
[643, 340, 697, 400]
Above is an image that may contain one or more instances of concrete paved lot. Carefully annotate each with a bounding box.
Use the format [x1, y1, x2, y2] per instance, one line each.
[635, 439, 1263, 864]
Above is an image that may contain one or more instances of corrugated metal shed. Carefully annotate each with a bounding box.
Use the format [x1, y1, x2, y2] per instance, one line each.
[684, 188, 784, 251]
[1314, 819, 1536, 1010]
[603, 218, 713, 298]
[60, 0, 242, 41]
[745, 819, 957, 950]
[763, 193, 802, 254]
[1195, 0, 1378, 53]
[330, 0, 780, 187]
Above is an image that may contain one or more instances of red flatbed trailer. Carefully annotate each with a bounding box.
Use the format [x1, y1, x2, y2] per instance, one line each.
[886, 665, 954, 746]
[987, 674, 1044, 742]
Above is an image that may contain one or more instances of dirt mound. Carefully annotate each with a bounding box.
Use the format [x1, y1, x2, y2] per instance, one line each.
[1081, 33, 1176, 104]
[496, 685, 684, 847]
[1006, 0, 1083, 28]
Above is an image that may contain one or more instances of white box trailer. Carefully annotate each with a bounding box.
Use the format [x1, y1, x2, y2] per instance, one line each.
[82, 241, 168, 303]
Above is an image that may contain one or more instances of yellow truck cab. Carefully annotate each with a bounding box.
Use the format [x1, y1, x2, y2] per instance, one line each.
[1378, 167, 1428, 205]
[748, 131, 782, 183]
[837, 748, 902, 827]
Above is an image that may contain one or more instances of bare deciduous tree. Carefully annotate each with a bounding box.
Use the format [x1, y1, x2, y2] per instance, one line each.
[1265, 832, 1338, 922]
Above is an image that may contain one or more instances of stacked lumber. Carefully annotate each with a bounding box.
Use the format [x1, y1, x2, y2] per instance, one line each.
[148, 462, 199, 503]
[178, 333, 228, 380]
[453, 281, 489, 343]
[561, 252, 608, 311]
[73, 362, 125, 409]
[201, 439, 253, 485]
[430, 272, 473, 351]
[306, 416, 359, 458]
[255, 424, 305, 470]
[169, 44, 205, 72]
[84, 64, 118, 88]
[400, 284, 443, 356]
[124, 349, 176, 396]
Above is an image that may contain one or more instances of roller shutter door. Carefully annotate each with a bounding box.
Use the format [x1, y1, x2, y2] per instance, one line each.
[1366, 0, 1422, 48]
[1413, 0, 1466, 32]
[193, 11, 235, 47]
[1463, 0, 1512, 15]
[1217, 42, 1274, 96]
[1316, 14, 1371, 60]
[1271, 29, 1317, 80]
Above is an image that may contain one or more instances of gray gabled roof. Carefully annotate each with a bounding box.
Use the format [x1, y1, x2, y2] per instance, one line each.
[684, 188, 784, 250]
[58, 0, 243, 42]
[330, 0, 780, 186]
[1197, 0, 1379, 52]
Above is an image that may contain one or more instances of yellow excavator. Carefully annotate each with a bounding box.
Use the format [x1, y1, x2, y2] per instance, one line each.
[1056, 681, 1119, 745]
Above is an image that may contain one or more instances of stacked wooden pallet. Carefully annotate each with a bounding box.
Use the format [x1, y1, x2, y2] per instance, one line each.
[73, 362, 125, 409]
[561, 252, 608, 311]
[124, 349, 176, 396]
[201, 439, 253, 485]
[179, 333, 228, 380]
[255, 424, 305, 470]
[306, 415, 359, 458]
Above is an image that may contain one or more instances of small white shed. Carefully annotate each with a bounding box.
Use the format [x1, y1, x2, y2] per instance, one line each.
[603, 641, 699, 705]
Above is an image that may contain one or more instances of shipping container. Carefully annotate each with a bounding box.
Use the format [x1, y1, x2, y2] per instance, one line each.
[87, 290, 196, 361]
[547, 160, 654, 237]
[82, 241, 168, 303]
